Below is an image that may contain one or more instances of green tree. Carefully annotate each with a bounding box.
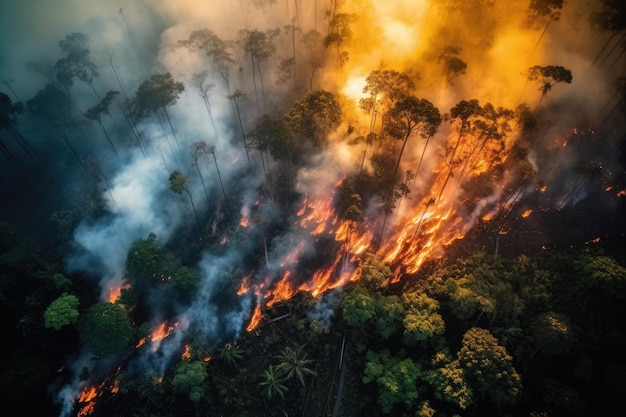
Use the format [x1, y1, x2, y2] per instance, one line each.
[274, 345, 316, 386]
[342, 286, 377, 327]
[172, 266, 201, 303]
[259, 364, 288, 400]
[425, 352, 474, 410]
[84, 90, 121, 156]
[382, 95, 441, 175]
[78, 302, 134, 358]
[43, 293, 79, 330]
[239, 28, 275, 114]
[169, 170, 202, 231]
[125, 233, 168, 292]
[401, 292, 445, 346]
[457, 327, 521, 407]
[363, 349, 422, 413]
[172, 360, 207, 402]
[530, 311, 574, 357]
[285, 90, 342, 150]
[131, 73, 185, 149]
[0, 92, 39, 161]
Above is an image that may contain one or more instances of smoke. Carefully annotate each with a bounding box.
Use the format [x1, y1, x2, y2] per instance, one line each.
[1, 0, 624, 416]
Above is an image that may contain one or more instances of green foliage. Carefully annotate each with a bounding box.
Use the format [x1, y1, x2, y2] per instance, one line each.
[172, 360, 207, 402]
[363, 349, 423, 413]
[259, 364, 289, 400]
[274, 345, 316, 386]
[285, 90, 342, 148]
[457, 327, 521, 407]
[374, 295, 404, 339]
[131, 72, 184, 119]
[43, 293, 79, 330]
[172, 266, 200, 303]
[342, 286, 377, 327]
[530, 311, 574, 356]
[125, 233, 169, 292]
[402, 292, 445, 346]
[169, 170, 190, 195]
[425, 353, 473, 410]
[359, 253, 392, 291]
[78, 302, 135, 358]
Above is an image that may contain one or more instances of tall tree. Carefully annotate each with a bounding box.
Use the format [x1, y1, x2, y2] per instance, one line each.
[382, 95, 441, 175]
[285, 89, 342, 150]
[84, 90, 121, 156]
[169, 170, 202, 232]
[526, 65, 572, 108]
[55, 32, 100, 98]
[0, 92, 39, 161]
[130, 73, 185, 151]
[239, 28, 276, 114]
[190, 71, 218, 141]
[78, 302, 135, 358]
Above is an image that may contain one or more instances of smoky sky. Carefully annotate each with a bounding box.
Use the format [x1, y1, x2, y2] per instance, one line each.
[1, 1, 625, 416]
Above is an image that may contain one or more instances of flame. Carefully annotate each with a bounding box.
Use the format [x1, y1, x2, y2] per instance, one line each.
[618, 190, 626, 198]
[246, 304, 263, 332]
[182, 344, 191, 360]
[521, 209, 533, 218]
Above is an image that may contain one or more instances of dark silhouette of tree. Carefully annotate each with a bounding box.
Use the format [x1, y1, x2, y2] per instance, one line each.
[526, 0, 564, 54]
[526, 65, 573, 103]
[359, 68, 416, 135]
[84, 90, 121, 156]
[382, 95, 441, 175]
[27, 83, 84, 167]
[55, 32, 100, 98]
[190, 141, 211, 201]
[285, 89, 342, 150]
[437, 45, 467, 85]
[324, 1, 357, 67]
[0, 92, 39, 161]
[228, 89, 251, 165]
[302, 29, 325, 90]
[239, 28, 276, 114]
[207, 144, 227, 199]
[169, 170, 202, 231]
[131, 73, 185, 151]
[190, 71, 218, 140]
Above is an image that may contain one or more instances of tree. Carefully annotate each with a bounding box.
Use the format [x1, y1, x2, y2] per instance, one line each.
[363, 349, 422, 413]
[172, 266, 201, 303]
[84, 90, 121, 156]
[189, 71, 217, 139]
[530, 311, 574, 357]
[457, 327, 522, 408]
[44, 293, 79, 330]
[401, 292, 445, 346]
[190, 141, 211, 201]
[131, 73, 185, 150]
[55, 32, 100, 98]
[169, 170, 202, 231]
[274, 345, 316, 386]
[259, 364, 288, 400]
[0, 92, 39, 161]
[302, 29, 325, 90]
[342, 286, 377, 327]
[172, 360, 207, 402]
[27, 83, 83, 166]
[359, 68, 416, 135]
[78, 302, 135, 358]
[218, 342, 244, 368]
[438, 45, 467, 85]
[526, 0, 564, 53]
[125, 233, 168, 291]
[285, 90, 342, 150]
[526, 65, 572, 107]
[425, 352, 474, 410]
[382, 95, 441, 175]
[239, 28, 275, 114]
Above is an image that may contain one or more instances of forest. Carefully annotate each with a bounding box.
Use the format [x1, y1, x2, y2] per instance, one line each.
[0, 0, 625, 416]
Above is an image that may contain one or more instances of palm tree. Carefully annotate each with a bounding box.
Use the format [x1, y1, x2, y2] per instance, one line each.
[275, 345, 316, 386]
[259, 364, 289, 400]
[218, 342, 243, 368]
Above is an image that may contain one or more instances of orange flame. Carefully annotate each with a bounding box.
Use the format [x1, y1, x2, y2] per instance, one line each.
[246, 304, 263, 332]
[521, 209, 533, 218]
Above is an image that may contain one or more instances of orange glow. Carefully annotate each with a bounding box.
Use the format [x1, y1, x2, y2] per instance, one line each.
[182, 344, 191, 360]
[237, 274, 252, 296]
[246, 304, 263, 332]
[521, 209, 533, 218]
[618, 190, 626, 198]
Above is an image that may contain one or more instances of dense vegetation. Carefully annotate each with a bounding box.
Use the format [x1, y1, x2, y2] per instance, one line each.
[1, 1, 625, 417]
